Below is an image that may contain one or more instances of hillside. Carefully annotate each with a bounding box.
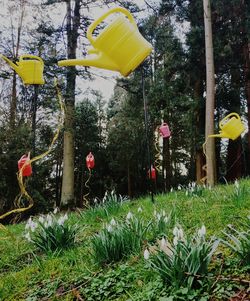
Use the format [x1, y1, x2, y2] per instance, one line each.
[0, 179, 250, 301]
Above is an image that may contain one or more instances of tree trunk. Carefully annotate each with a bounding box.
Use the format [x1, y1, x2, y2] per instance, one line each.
[226, 138, 244, 181]
[60, 0, 80, 208]
[203, 0, 216, 186]
[127, 164, 132, 198]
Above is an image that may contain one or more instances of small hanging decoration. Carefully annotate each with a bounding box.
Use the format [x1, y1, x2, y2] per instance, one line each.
[0, 54, 45, 85]
[159, 122, 171, 139]
[208, 113, 245, 140]
[148, 165, 156, 180]
[18, 153, 32, 177]
[86, 152, 95, 169]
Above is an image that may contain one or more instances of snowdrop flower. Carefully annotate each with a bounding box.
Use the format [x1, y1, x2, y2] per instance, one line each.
[137, 207, 143, 213]
[110, 218, 116, 226]
[24, 232, 31, 242]
[126, 212, 133, 220]
[177, 228, 184, 240]
[53, 207, 58, 214]
[185, 190, 188, 196]
[107, 225, 113, 232]
[173, 226, 179, 236]
[160, 237, 167, 250]
[144, 249, 150, 260]
[153, 210, 157, 217]
[198, 225, 206, 237]
[25, 218, 32, 230]
[173, 236, 178, 246]
[44, 214, 53, 228]
[164, 216, 169, 223]
[170, 188, 173, 193]
[58, 213, 68, 226]
[156, 213, 161, 221]
[234, 180, 239, 189]
[93, 198, 98, 204]
[30, 221, 38, 232]
[38, 216, 45, 224]
[162, 210, 166, 217]
[178, 185, 182, 190]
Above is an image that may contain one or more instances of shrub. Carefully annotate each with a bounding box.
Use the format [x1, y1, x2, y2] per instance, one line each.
[24, 210, 78, 254]
[144, 225, 219, 290]
[91, 213, 151, 266]
[222, 216, 250, 265]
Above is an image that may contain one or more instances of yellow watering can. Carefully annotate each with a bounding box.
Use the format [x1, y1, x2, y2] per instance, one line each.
[0, 54, 45, 85]
[209, 112, 245, 140]
[58, 7, 153, 77]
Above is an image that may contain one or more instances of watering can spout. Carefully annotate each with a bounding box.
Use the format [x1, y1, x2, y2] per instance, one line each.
[0, 54, 19, 72]
[58, 51, 119, 72]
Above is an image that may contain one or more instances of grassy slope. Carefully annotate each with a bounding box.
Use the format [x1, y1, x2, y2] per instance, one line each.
[0, 179, 249, 301]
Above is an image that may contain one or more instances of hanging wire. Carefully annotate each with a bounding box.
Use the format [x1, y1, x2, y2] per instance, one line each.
[0, 78, 65, 221]
[154, 126, 161, 173]
[141, 66, 154, 203]
[201, 138, 209, 185]
[82, 167, 92, 208]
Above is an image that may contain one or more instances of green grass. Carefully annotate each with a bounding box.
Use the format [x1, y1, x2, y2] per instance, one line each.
[0, 179, 250, 301]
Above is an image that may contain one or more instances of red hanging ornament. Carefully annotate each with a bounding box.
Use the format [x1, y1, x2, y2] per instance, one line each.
[159, 122, 171, 139]
[148, 165, 156, 180]
[18, 153, 32, 177]
[86, 152, 95, 169]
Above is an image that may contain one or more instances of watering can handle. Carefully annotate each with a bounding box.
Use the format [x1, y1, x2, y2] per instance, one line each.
[219, 112, 240, 129]
[87, 7, 137, 46]
[19, 54, 43, 64]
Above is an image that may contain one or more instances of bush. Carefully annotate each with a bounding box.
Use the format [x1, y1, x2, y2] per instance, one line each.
[222, 216, 250, 265]
[24, 209, 78, 254]
[144, 225, 219, 290]
[91, 213, 151, 266]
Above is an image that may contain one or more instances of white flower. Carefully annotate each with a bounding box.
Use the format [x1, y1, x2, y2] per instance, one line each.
[58, 216, 65, 226]
[25, 217, 32, 230]
[110, 218, 116, 226]
[107, 225, 113, 232]
[38, 216, 45, 224]
[162, 210, 166, 217]
[53, 207, 58, 214]
[173, 226, 179, 236]
[234, 180, 239, 189]
[164, 216, 169, 223]
[153, 210, 157, 216]
[178, 228, 184, 239]
[156, 213, 161, 221]
[178, 185, 182, 190]
[170, 188, 173, 192]
[173, 236, 178, 246]
[144, 249, 150, 260]
[24, 232, 31, 242]
[45, 215, 53, 228]
[137, 207, 143, 213]
[160, 237, 167, 250]
[185, 190, 188, 196]
[126, 212, 133, 220]
[94, 198, 98, 204]
[198, 225, 206, 237]
[30, 221, 38, 232]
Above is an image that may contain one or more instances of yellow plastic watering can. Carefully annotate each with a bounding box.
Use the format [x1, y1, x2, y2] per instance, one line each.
[58, 7, 153, 77]
[209, 113, 245, 140]
[0, 54, 45, 85]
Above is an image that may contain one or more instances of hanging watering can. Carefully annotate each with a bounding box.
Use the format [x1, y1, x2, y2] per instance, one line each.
[58, 7, 153, 77]
[209, 112, 245, 140]
[148, 166, 156, 180]
[159, 122, 171, 139]
[18, 154, 32, 177]
[0, 54, 45, 85]
[86, 152, 95, 169]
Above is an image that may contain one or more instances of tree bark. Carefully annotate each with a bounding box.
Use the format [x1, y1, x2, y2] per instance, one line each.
[203, 0, 216, 186]
[60, 0, 80, 208]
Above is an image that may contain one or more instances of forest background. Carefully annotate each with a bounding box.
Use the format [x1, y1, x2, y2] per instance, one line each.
[0, 0, 249, 218]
